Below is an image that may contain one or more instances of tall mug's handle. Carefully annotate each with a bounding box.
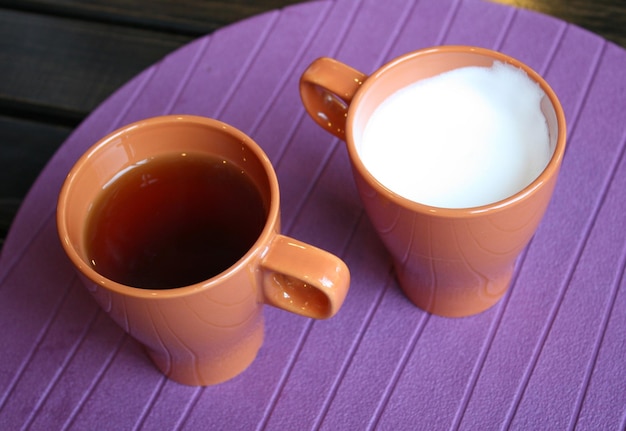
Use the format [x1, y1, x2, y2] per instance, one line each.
[299, 57, 368, 140]
[260, 234, 350, 319]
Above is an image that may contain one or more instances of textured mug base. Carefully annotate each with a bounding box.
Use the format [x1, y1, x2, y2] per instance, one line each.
[146, 323, 265, 386]
[396, 266, 512, 318]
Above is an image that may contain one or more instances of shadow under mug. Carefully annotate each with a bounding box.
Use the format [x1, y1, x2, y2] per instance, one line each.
[300, 46, 566, 317]
[57, 115, 350, 385]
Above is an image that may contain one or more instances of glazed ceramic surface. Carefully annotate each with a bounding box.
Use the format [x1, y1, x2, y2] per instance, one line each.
[300, 46, 566, 316]
[57, 115, 349, 385]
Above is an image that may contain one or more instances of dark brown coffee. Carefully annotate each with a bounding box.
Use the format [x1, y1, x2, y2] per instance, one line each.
[85, 153, 267, 289]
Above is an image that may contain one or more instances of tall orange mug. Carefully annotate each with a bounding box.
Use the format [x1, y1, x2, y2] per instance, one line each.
[57, 115, 350, 385]
[300, 46, 566, 317]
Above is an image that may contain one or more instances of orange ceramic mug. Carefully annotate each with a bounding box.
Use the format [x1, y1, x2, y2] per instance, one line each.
[300, 46, 566, 317]
[57, 115, 350, 385]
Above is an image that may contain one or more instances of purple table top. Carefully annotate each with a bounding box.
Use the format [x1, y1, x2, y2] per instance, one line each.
[1, 0, 625, 429]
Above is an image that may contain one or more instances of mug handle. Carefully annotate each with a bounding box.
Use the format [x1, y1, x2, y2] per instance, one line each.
[299, 57, 368, 140]
[260, 234, 350, 319]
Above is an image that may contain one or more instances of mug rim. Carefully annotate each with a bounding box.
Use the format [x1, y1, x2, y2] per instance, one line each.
[57, 114, 280, 299]
[345, 45, 567, 218]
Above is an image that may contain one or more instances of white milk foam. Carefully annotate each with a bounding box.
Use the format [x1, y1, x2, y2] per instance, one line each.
[358, 61, 551, 208]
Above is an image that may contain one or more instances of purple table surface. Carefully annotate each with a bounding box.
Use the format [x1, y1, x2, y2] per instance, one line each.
[1, 0, 625, 429]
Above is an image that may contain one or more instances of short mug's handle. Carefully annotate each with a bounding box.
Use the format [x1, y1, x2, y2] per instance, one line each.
[260, 234, 350, 319]
[299, 57, 368, 140]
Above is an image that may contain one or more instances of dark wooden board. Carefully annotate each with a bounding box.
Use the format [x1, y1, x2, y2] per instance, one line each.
[2, 0, 624, 46]
[0, 116, 71, 245]
[0, 9, 191, 120]
[0, 0, 305, 35]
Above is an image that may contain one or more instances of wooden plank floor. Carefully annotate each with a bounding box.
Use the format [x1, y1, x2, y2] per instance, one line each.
[0, 0, 624, 246]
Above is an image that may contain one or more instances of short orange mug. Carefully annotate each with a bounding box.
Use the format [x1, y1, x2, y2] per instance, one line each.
[300, 46, 566, 317]
[57, 115, 350, 385]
